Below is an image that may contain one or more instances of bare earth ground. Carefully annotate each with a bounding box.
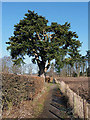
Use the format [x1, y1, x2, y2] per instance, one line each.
[38, 83, 74, 119]
[2, 83, 74, 119]
[57, 77, 90, 103]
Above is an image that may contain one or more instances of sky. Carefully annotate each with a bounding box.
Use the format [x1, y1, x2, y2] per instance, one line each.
[2, 2, 88, 67]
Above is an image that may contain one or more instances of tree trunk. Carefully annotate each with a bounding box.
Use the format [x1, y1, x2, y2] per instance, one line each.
[67, 64, 69, 77]
[38, 67, 45, 78]
[70, 66, 71, 77]
[38, 62, 45, 78]
[77, 64, 80, 77]
[86, 61, 87, 76]
[82, 63, 85, 76]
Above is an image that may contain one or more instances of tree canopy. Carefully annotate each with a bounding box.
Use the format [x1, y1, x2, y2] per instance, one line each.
[6, 10, 81, 77]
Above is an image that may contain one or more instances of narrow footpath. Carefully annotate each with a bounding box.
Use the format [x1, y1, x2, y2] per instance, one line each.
[2, 82, 75, 119]
[38, 83, 74, 119]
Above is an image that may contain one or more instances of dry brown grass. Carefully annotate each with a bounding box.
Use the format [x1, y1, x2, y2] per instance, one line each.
[57, 77, 90, 103]
[1, 73, 44, 111]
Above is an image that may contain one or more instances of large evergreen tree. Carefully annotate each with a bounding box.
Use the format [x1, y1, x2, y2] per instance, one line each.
[6, 10, 81, 77]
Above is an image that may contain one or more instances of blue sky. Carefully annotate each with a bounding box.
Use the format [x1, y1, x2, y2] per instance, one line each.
[2, 2, 88, 65]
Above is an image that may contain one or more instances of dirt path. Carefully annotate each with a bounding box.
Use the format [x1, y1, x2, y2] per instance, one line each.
[38, 83, 74, 119]
[2, 83, 74, 119]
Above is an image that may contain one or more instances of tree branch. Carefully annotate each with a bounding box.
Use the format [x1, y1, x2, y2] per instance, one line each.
[32, 49, 41, 64]
[45, 60, 50, 72]
[36, 32, 41, 40]
[42, 29, 46, 41]
[34, 53, 41, 64]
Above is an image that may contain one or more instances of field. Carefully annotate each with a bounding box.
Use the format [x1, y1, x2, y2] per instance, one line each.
[57, 77, 90, 103]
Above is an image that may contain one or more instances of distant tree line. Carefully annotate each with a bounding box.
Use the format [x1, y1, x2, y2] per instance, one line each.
[1, 50, 89, 77]
[0, 56, 35, 75]
[54, 50, 90, 77]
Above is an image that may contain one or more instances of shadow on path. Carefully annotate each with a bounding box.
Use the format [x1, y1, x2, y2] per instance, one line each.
[38, 83, 74, 119]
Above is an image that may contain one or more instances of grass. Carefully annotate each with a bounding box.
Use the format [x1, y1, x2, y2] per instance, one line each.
[32, 82, 52, 117]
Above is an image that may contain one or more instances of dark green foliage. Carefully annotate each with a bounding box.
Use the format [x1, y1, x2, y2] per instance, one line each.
[6, 10, 81, 76]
